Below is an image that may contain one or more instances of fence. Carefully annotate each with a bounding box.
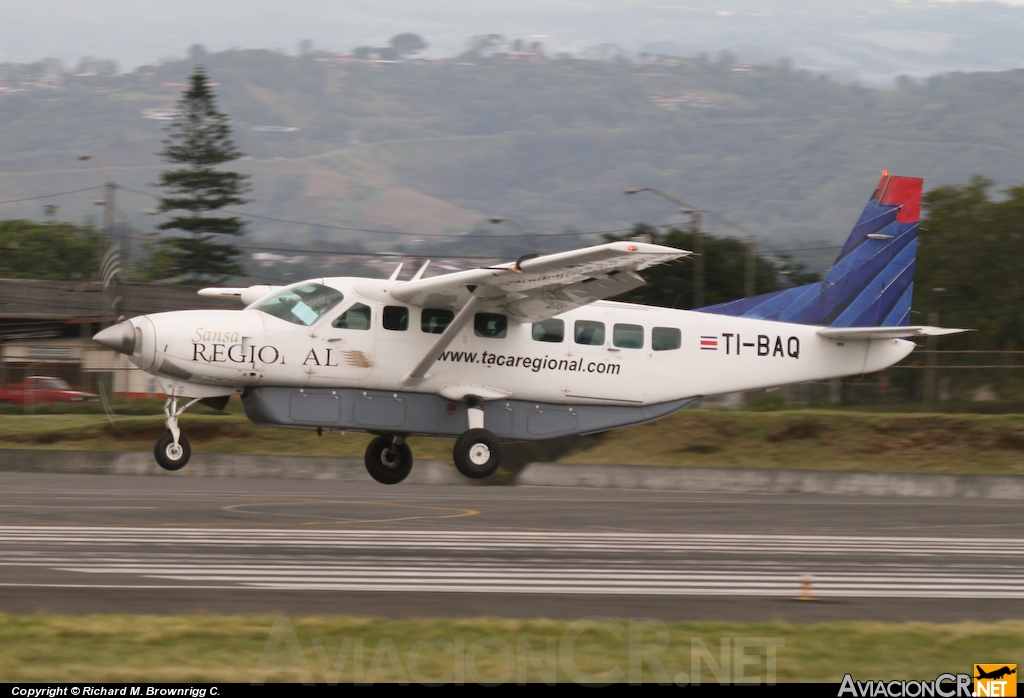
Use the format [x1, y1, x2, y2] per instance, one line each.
[4, 340, 1024, 414]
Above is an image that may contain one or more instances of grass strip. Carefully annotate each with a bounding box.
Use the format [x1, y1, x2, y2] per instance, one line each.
[1, 614, 1020, 683]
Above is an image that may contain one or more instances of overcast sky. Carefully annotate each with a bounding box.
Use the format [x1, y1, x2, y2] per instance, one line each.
[4, 0, 1024, 84]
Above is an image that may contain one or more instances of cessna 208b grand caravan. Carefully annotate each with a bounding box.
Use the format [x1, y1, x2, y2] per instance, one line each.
[94, 173, 962, 484]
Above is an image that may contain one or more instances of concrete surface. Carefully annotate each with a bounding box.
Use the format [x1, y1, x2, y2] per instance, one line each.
[2, 448, 1023, 499]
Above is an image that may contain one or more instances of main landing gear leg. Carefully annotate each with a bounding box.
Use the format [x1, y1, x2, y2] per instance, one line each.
[453, 396, 502, 480]
[154, 396, 199, 471]
[365, 434, 413, 485]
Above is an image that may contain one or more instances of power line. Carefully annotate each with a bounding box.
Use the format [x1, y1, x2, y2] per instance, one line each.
[117, 185, 668, 240]
[83, 228, 553, 261]
[0, 186, 104, 205]
[760, 244, 844, 254]
[117, 185, 843, 255]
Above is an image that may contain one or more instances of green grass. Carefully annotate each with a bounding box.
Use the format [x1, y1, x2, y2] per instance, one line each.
[0, 614, 1019, 683]
[4, 408, 1024, 475]
[563, 409, 1024, 475]
[0, 412, 458, 462]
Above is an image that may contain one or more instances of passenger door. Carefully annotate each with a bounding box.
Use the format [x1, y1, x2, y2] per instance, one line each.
[565, 309, 648, 403]
[309, 300, 379, 387]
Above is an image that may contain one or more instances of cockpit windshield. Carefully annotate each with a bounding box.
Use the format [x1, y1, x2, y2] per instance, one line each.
[254, 283, 344, 326]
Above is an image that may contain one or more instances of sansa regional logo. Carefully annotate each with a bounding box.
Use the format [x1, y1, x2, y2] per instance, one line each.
[974, 665, 1017, 697]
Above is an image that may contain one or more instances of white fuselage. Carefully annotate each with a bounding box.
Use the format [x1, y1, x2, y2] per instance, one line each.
[127, 277, 915, 405]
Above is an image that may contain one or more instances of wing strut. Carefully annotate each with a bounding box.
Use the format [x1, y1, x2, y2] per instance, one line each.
[400, 292, 484, 388]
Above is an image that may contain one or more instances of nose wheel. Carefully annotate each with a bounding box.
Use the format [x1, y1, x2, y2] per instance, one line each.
[365, 434, 414, 485]
[153, 395, 200, 471]
[155, 431, 191, 471]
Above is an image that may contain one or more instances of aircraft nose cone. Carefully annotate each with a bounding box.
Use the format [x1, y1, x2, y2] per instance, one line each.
[93, 321, 136, 355]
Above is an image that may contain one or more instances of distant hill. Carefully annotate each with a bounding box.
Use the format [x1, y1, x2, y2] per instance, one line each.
[2, 49, 1024, 272]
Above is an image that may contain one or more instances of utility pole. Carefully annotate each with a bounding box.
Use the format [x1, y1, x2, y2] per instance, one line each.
[745, 234, 756, 298]
[79, 155, 128, 277]
[78, 154, 126, 397]
[691, 211, 704, 309]
[103, 181, 116, 241]
[923, 311, 939, 411]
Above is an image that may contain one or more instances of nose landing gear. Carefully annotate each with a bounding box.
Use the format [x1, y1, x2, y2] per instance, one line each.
[154, 396, 200, 471]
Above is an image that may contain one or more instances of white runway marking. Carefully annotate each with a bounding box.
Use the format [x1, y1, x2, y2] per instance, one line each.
[1, 526, 1022, 598]
[2, 526, 1024, 554]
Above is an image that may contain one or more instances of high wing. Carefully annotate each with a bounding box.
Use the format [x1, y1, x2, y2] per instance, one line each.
[391, 241, 687, 323]
[391, 241, 687, 387]
[197, 285, 281, 306]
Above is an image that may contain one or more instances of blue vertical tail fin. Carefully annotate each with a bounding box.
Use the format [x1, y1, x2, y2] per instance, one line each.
[698, 172, 922, 327]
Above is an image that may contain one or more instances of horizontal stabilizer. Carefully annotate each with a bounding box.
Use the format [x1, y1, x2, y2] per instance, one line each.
[816, 325, 969, 341]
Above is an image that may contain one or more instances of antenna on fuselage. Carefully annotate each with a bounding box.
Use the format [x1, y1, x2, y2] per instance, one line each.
[411, 260, 430, 281]
[387, 263, 404, 281]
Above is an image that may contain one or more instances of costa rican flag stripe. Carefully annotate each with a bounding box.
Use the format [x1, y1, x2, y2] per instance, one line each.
[700, 336, 718, 350]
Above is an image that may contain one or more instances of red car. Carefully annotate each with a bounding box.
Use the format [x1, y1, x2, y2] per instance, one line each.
[0, 376, 99, 405]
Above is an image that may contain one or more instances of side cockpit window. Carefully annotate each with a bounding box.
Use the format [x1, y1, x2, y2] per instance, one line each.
[383, 306, 409, 331]
[332, 303, 372, 330]
[254, 283, 344, 326]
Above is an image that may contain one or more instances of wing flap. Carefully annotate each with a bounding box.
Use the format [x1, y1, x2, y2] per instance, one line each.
[391, 242, 686, 321]
[817, 325, 969, 341]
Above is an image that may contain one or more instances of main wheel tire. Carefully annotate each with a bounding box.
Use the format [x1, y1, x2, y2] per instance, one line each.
[154, 431, 191, 471]
[453, 428, 501, 480]
[365, 435, 413, 485]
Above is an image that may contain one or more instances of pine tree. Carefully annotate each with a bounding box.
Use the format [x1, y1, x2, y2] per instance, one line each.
[150, 67, 250, 283]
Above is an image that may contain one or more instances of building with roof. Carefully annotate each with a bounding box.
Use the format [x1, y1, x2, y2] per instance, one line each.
[0, 279, 238, 396]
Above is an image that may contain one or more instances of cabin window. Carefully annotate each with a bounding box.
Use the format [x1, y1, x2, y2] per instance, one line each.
[652, 327, 682, 351]
[332, 302, 371, 330]
[383, 306, 409, 331]
[421, 308, 455, 334]
[474, 313, 507, 338]
[254, 283, 344, 326]
[574, 320, 605, 346]
[532, 319, 564, 343]
[613, 323, 644, 349]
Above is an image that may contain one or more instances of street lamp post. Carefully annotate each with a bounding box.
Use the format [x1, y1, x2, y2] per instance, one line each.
[77, 155, 116, 244]
[624, 187, 706, 308]
[76, 154, 121, 396]
[78, 153, 132, 282]
[625, 187, 760, 307]
[489, 216, 542, 255]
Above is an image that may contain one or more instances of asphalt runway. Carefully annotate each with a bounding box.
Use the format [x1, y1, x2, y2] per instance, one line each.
[1, 471, 1022, 622]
